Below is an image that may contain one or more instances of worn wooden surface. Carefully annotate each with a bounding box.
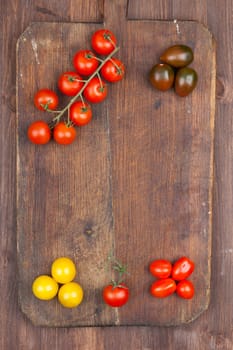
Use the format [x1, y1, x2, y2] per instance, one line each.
[1, 0, 233, 348]
[17, 14, 215, 327]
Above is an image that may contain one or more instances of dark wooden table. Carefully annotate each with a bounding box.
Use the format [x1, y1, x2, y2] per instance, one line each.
[1, 0, 232, 349]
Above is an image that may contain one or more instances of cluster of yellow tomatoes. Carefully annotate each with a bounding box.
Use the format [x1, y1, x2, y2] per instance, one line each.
[32, 257, 84, 308]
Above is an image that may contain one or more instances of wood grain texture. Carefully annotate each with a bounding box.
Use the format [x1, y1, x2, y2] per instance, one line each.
[16, 14, 215, 326]
[1, 0, 233, 348]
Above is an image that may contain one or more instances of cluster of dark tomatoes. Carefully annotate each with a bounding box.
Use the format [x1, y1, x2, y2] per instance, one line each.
[149, 257, 195, 299]
[27, 29, 125, 145]
[149, 44, 198, 97]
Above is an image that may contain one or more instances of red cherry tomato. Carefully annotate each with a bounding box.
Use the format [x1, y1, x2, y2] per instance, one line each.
[53, 122, 76, 145]
[58, 72, 84, 96]
[103, 284, 129, 307]
[176, 280, 195, 299]
[100, 58, 125, 82]
[149, 259, 172, 279]
[73, 50, 99, 76]
[34, 89, 59, 111]
[91, 29, 117, 55]
[70, 101, 92, 126]
[27, 121, 51, 145]
[172, 257, 195, 281]
[83, 76, 108, 103]
[150, 278, 176, 298]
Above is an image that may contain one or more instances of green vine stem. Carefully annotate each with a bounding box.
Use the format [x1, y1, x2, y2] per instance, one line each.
[51, 45, 120, 126]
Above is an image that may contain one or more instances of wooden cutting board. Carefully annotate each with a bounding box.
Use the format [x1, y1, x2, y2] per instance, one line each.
[16, 2, 216, 327]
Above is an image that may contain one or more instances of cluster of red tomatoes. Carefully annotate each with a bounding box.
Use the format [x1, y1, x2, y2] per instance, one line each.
[28, 29, 125, 145]
[149, 256, 195, 299]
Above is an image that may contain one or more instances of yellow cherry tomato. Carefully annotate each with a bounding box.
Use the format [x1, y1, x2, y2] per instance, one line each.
[58, 282, 84, 308]
[32, 275, 58, 300]
[51, 257, 76, 284]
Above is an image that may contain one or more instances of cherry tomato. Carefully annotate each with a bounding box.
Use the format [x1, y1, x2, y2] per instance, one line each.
[149, 63, 175, 91]
[103, 284, 129, 307]
[150, 278, 176, 298]
[149, 259, 172, 279]
[53, 122, 77, 145]
[83, 76, 108, 103]
[100, 58, 125, 82]
[34, 89, 59, 111]
[175, 67, 198, 97]
[58, 71, 84, 96]
[27, 120, 51, 145]
[176, 280, 195, 299]
[73, 50, 99, 76]
[91, 29, 117, 55]
[32, 275, 58, 300]
[58, 282, 84, 308]
[51, 257, 76, 284]
[160, 45, 194, 68]
[70, 101, 92, 126]
[172, 257, 195, 281]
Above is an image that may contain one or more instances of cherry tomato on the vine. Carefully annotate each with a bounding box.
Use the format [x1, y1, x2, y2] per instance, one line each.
[27, 120, 51, 145]
[176, 280, 195, 299]
[91, 29, 117, 55]
[149, 259, 172, 279]
[58, 71, 84, 96]
[103, 283, 129, 307]
[53, 122, 76, 145]
[83, 76, 108, 103]
[34, 89, 59, 111]
[70, 101, 92, 126]
[150, 278, 176, 298]
[172, 256, 195, 281]
[73, 50, 99, 76]
[100, 58, 125, 82]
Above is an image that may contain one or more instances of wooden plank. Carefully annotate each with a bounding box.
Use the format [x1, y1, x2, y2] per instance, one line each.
[16, 19, 215, 326]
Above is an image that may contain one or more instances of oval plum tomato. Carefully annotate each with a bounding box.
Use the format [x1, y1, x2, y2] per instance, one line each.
[27, 120, 51, 145]
[150, 278, 176, 298]
[176, 280, 195, 299]
[103, 284, 129, 307]
[32, 275, 58, 300]
[73, 50, 99, 76]
[172, 256, 195, 281]
[91, 29, 117, 55]
[58, 71, 84, 96]
[149, 259, 172, 279]
[100, 58, 125, 82]
[53, 122, 76, 145]
[83, 76, 108, 103]
[51, 257, 76, 284]
[34, 89, 59, 111]
[58, 282, 84, 308]
[70, 101, 92, 126]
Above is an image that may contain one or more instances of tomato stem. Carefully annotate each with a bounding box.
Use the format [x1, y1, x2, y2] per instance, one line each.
[51, 45, 120, 125]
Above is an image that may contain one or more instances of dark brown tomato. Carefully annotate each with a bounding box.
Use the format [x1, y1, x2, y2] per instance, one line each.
[175, 67, 198, 97]
[149, 63, 175, 91]
[160, 45, 194, 68]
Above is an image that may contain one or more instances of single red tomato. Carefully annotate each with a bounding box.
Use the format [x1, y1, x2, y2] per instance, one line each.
[53, 122, 76, 145]
[58, 72, 84, 96]
[70, 101, 92, 126]
[103, 284, 129, 307]
[83, 76, 108, 103]
[91, 29, 117, 55]
[100, 58, 125, 82]
[149, 259, 172, 279]
[176, 280, 195, 299]
[27, 120, 51, 145]
[172, 257, 195, 281]
[150, 278, 176, 298]
[34, 89, 59, 111]
[73, 50, 99, 76]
